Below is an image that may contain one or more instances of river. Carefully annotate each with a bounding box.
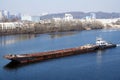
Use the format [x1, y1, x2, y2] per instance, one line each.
[0, 29, 120, 80]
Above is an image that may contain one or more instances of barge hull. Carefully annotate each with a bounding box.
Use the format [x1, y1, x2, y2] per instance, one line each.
[4, 44, 116, 64]
[98, 44, 116, 49]
[5, 45, 98, 63]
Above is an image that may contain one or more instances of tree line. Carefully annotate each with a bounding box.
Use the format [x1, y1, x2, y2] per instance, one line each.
[0, 20, 104, 36]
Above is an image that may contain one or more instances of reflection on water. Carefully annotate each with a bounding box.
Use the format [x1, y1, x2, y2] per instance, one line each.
[4, 61, 22, 70]
[102, 29, 120, 32]
[48, 31, 78, 39]
[4, 59, 53, 70]
[4, 61, 36, 71]
[0, 31, 78, 46]
[4, 61, 39, 70]
[96, 50, 106, 65]
[96, 50, 102, 65]
[0, 34, 36, 46]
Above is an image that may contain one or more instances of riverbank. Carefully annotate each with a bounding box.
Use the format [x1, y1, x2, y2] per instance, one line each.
[0, 20, 104, 36]
[0, 19, 120, 36]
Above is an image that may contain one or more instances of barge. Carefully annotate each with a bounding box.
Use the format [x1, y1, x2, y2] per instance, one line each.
[4, 37, 116, 63]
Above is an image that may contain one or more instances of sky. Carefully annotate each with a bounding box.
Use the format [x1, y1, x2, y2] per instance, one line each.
[0, 0, 120, 15]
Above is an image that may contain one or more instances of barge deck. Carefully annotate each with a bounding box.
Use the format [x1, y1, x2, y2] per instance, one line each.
[4, 37, 116, 63]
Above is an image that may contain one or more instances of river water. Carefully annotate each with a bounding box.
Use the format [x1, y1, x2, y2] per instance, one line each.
[0, 30, 120, 80]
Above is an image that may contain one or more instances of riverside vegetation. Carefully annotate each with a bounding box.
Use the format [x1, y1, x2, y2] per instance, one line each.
[0, 20, 114, 36]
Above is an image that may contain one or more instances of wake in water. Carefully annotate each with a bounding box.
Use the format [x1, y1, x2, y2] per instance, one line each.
[117, 44, 120, 46]
[102, 29, 120, 32]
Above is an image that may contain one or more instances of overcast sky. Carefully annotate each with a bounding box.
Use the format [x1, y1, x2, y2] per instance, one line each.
[0, 0, 120, 15]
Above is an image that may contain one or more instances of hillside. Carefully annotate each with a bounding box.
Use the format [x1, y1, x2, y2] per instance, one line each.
[40, 11, 120, 20]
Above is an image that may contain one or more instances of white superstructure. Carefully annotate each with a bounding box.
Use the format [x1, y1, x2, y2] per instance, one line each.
[96, 37, 109, 46]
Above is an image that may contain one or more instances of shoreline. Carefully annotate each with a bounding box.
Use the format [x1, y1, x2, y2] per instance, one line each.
[1, 28, 120, 37]
[0, 29, 98, 36]
[0, 20, 120, 36]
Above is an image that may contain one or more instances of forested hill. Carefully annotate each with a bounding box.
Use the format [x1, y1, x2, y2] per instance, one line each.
[40, 11, 120, 20]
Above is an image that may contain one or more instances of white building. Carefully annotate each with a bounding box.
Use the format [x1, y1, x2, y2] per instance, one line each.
[21, 15, 40, 22]
[96, 19, 119, 24]
[14, 13, 21, 19]
[52, 17, 62, 22]
[21, 15, 32, 21]
[0, 10, 10, 20]
[0, 22, 23, 30]
[31, 16, 40, 22]
[90, 13, 96, 19]
[82, 13, 96, 22]
[85, 16, 91, 21]
[3, 10, 10, 19]
[64, 14, 73, 21]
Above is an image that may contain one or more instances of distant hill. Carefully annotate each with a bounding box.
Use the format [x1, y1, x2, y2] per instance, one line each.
[40, 11, 120, 20]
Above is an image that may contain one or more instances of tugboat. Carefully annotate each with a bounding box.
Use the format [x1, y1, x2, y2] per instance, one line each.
[4, 37, 116, 63]
[96, 37, 116, 49]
